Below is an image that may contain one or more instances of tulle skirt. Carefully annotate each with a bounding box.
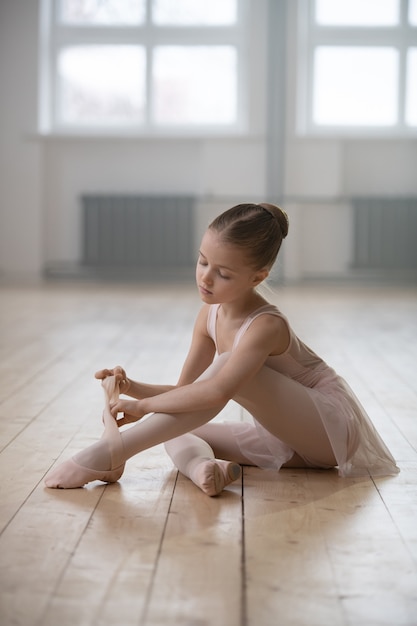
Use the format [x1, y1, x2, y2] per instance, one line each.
[230, 366, 399, 477]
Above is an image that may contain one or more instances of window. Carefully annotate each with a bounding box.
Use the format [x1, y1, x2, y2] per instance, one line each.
[297, 0, 417, 136]
[40, 0, 246, 134]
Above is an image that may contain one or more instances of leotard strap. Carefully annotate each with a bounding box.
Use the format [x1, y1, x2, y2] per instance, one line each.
[232, 305, 284, 350]
[207, 303, 284, 353]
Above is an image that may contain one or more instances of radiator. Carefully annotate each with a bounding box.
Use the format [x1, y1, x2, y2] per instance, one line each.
[352, 197, 417, 270]
[82, 194, 195, 271]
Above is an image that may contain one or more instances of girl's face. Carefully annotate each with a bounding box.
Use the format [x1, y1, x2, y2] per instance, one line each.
[196, 229, 267, 305]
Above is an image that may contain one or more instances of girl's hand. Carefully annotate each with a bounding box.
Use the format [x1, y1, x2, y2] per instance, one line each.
[95, 366, 131, 395]
[110, 399, 145, 427]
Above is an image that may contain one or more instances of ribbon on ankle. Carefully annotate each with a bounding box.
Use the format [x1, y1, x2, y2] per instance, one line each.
[101, 376, 125, 469]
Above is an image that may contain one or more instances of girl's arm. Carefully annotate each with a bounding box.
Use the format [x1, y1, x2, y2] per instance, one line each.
[125, 380, 176, 400]
[112, 313, 288, 426]
[95, 366, 176, 399]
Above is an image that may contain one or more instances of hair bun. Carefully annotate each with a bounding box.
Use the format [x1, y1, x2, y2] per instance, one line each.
[259, 203, 289, 238]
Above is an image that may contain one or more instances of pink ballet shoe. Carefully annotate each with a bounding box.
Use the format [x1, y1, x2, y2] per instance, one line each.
[45, 375, 126, 489]
[44, 458, 125, 489]
[192, 459, 242, 497]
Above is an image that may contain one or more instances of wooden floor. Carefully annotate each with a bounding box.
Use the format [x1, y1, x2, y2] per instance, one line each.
[0, 280, 416, 626]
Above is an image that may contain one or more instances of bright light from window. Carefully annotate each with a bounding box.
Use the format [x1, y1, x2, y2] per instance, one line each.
[59, 0, 146, 25]
[152, 46, 237, 125]
[45, 1, 245, 131]
[313, 47, 398, 126]
[406, 49, 417, 125]
[315, 0, 399, 26]
[152, 0, 237, 25]
[57, 46, 146, 124]
[409, 0, 417, 25]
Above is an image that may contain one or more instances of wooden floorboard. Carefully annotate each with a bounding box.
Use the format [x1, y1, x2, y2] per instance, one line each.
[244, 467, 346, 626]
[143, 472, 243, 626]
[0, 281, 416, 626]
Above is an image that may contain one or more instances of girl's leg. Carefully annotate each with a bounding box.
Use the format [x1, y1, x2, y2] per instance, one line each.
[234, 366, 337, 467]
[190, 422, 311, 468]
[164, 433, 241, 496]
[45, 406, 226, 489]
[190, 423, 255, 465]
[163, 419, 310, 497]
[45, 355, 231, 489]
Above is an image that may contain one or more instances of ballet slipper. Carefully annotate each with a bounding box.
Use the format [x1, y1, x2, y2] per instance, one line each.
[45, 375, 126, 489]
[191, 459, 242, 497]
[44, 458, 124, 489]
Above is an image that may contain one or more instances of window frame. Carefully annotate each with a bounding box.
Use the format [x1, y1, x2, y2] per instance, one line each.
[39, 0, 249, 136]
[296, 0, 417, 137]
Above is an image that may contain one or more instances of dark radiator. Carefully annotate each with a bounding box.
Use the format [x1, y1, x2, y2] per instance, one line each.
[82, 194, 195, 270]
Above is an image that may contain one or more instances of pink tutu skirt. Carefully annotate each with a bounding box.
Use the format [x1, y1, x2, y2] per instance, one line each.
[230, 366, 399, 477]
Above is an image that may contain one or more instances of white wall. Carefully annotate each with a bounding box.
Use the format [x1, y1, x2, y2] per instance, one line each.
[42, 137, 267, 268]
[1, 0, 416, 283]
[0, 0, 43, 279]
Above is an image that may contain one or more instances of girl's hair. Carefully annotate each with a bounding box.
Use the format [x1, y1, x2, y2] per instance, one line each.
[208, 203, 289, 270]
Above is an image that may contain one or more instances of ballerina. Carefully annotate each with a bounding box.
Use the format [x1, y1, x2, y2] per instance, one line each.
[45, 202, 399, 495]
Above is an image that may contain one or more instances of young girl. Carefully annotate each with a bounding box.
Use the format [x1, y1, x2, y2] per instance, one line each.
[45, 203, 399, 495]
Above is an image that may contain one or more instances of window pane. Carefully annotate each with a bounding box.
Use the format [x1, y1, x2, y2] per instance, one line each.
[57, 46, 145, 124]
[313, 47, 398, 126]
[59, 0, 145, 25]
[153, 46, 237, 125]
[152, 0, 237, 25]
[406, 49, 417, 126]
[409, 0, 417, 25]
[315, 0, 399, 26]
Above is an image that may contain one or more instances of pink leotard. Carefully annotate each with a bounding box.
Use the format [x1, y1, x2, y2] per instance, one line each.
[207, 304, 399, 477]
